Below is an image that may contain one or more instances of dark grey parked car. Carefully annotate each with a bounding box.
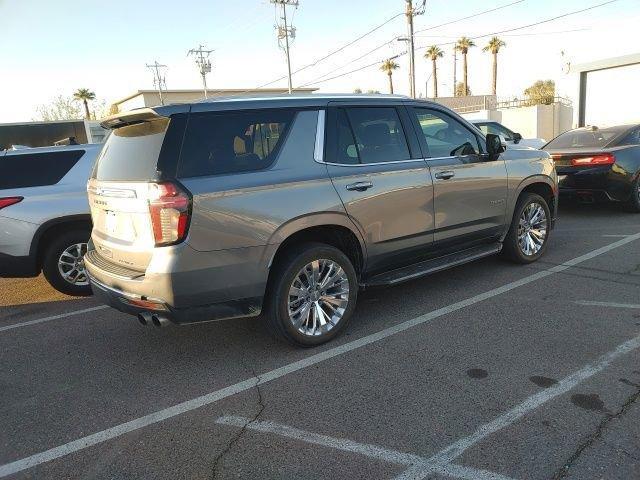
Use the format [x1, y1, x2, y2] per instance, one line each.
[84, 94, 557, 346]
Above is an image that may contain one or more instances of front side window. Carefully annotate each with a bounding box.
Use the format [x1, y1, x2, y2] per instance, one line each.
[178, 109, 295, 178]
[413, 108, 481, 158]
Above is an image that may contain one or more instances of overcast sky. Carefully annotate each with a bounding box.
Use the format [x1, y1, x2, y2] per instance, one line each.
[1, 0, 638, 122]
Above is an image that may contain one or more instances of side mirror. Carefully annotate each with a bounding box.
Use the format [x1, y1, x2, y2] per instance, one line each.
[486, 133, 505, 159]
[513, 132, 522, 144]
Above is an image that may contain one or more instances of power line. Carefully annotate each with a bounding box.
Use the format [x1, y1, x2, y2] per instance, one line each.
[300, 0, 620, 89]
[415, 0, 620, 50]
[297, 0, 524, 89]
[216, 8, 407, 97]
[413, 0, 525, 35]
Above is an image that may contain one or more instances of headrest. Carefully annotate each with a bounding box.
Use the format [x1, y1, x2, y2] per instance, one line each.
[361, 123, 390, 145]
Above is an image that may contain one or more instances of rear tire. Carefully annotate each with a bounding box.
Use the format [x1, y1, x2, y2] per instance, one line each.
[264, 242, 358, 347]
[502, 193, 551, 264]
[625, 176, 640, 213]
[42, 229, 92, 296]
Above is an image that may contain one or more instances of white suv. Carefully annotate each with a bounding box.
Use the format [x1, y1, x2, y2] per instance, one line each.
[0, 144, 101, 295]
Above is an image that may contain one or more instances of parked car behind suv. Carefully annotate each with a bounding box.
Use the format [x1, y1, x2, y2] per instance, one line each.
[85, 95, 557, 346]
[0, 144, 101, 295]
[472, 120, 546, 150]
[543, 124, 640, 211]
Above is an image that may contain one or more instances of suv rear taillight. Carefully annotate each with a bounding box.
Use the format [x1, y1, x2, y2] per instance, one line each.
[148, 182, 190, 246]
[0, 196, 23, 210]
[570, 153, 615, 166]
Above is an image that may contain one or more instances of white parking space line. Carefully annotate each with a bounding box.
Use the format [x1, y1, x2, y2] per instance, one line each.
[0, 306, 109, 333]
[575, 300, 640, 309]
[408, 333, 640, 479]
[1, 233, 639, 478]
[602, 234, 631, 238]
[216, 416, 517, 480]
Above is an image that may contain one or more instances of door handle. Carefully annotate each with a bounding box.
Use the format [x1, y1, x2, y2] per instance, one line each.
[346, 181, 373, 191]
[434, 170, 455, 180]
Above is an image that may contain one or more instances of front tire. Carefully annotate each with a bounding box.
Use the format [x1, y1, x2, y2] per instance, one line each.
[42, 229, 92, 296]
[502, 193, 551, 264]
[265, 243, 358, 347]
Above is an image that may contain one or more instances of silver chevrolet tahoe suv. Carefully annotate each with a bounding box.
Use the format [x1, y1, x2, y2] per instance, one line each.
[85, 94, 557, 346]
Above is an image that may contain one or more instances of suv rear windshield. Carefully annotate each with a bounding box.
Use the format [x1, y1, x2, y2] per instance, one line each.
[545, 127, 625, 149]
[93, 117, 169, 181]
[0, 150, 83, 189]
[177, 109, 296, 178]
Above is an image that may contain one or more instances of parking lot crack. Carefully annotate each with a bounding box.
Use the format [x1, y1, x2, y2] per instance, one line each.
[210, 366, 266, 480]
[552, 386, 640, 479]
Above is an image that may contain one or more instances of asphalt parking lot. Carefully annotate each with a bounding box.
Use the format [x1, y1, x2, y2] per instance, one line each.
[1, 201, 639, 480]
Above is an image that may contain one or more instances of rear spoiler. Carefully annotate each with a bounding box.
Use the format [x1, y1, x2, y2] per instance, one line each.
[100, 105, 190, 129]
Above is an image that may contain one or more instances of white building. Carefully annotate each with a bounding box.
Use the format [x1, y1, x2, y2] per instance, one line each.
[569, 53, 640, 127]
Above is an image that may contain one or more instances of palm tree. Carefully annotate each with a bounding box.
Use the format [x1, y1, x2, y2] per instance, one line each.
[483, 37, 506, 95]
[380, 59, 399, 94]
[424, 45, 444, 98]
[73, 88, 96, 120]
[455, 37, 475, 97]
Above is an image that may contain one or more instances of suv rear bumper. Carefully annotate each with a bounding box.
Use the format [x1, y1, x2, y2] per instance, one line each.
[84, 242, 270, 325]
[88, 273, 262, 324]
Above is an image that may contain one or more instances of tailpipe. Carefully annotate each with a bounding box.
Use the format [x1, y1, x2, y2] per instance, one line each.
[137, 312, 152, 326]
[151, 314, 170, 328]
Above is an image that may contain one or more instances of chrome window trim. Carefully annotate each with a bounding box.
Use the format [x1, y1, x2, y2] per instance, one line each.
[313, 108, 426, 167]
[320, 158, 428, 167]
[313, 109, 325, 163]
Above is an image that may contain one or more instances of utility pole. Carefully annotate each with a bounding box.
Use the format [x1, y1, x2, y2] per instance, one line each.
[271, 0, 299, 94]
[452, 48, 457, 97]
[405, 1, 415, 98]
[188, 44, 214, 99]
[402, 1, 425, 99]
[146, 60, 167, 105]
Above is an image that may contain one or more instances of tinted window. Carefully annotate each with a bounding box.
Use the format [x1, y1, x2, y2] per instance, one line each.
[476, 122, 513, 141]
[545, 127, 624, 149]
[342, 107, 411, 164]
[414, 108, 480, 158]
[93, 117, 169, 181]
[0, 150, 83, 189]
[332, 109, 360, 165]
[178, 109, 295, 178]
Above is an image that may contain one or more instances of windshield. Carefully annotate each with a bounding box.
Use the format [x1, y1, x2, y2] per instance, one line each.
[545, 127, 624, 149]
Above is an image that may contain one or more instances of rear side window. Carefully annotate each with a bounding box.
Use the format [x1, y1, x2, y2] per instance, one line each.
[93, 117, 169, 181]
[178, 109, 296, 178]
[0, 150, 83, 189]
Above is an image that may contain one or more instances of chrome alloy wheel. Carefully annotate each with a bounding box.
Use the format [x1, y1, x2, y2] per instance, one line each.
[287, 259, 350, 337]
[57, 243, 89, 286]
[517, 202, 548, 256]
